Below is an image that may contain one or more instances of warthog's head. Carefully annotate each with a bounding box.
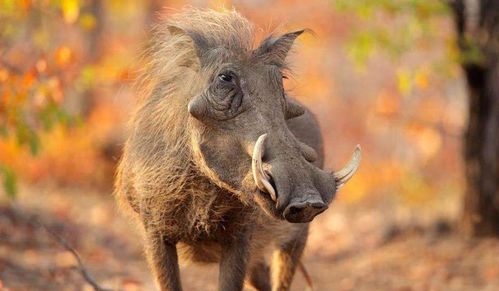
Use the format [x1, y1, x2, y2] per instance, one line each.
[144, 10, 360, 223]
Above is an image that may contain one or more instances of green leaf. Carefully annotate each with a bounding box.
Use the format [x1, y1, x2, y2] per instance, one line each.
[2, 166, 17, 199]
[0, 126, 7, 137]
[14, 120, 41, 156]
[28, 133, 40, 155]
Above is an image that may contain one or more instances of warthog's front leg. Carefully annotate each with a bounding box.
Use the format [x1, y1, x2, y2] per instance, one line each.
[247, 260, 271, 291]
[271, 226, 308, 291]
[144, 229, 182, 291]
[219, 228, 253, 291]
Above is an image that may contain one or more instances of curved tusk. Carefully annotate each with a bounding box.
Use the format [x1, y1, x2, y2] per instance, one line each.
[252, 134, 277, 202]
[333, 145, 361, 190]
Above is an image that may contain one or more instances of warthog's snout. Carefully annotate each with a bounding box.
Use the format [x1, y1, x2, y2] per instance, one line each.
[251, 133, 361, 223]
[283, 194, 328, 223]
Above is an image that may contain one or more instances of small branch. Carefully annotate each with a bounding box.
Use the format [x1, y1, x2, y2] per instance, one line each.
[37, 221, 113, 291]
[0, 59, 24, 74]
[298, 260, 314, 291]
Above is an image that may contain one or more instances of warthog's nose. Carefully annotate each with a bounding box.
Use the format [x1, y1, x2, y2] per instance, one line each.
[283, 197, 328, 223]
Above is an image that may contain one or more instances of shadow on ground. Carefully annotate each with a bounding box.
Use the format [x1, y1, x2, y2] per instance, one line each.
[0, 185, 498, 291]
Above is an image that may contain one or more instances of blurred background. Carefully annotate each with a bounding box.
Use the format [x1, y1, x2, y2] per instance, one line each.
[0, 0, 498, 290]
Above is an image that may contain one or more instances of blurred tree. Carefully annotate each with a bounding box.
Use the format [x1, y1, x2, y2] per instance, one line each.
[1, 1, 72, 197]
[80, 0, 105, 116]
[335, 0, 498, 237]
[450, 0, 499, 237]
[0, 0, 104, 197]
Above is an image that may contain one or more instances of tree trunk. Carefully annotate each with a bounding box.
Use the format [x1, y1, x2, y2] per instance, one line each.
[81, 0, 105, 116]
[451, 0, 499, 236]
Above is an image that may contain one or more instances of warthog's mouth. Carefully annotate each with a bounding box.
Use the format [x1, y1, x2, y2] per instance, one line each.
[251, 134, 282, 219]
[255, 189, 282, 219]
[254, 174, 284, 220]
[262, 173, 277, 203]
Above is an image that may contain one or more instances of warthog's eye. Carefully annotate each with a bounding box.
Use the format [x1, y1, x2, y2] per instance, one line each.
[218, 73, 234, 83]
[203, 70, 244, 120]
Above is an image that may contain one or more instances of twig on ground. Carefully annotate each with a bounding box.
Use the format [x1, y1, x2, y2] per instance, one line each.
[37, 221, 113, 291]
[298, 260, 314, 291]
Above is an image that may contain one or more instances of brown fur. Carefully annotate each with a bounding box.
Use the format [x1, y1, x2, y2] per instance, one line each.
[115, 8, 323, 291]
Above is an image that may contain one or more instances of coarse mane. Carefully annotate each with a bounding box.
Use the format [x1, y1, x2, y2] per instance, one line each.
[115, 9, 258, 236]
[140, 8, 254, 94]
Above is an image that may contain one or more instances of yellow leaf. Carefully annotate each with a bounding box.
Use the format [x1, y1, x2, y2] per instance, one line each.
[79, 13, 96, 30]
[415, 67, 429, 89]
[55, 46, 72, 66]
[61, 0, 80, 24]
[396, 69, 412, 95]
[21, 0, 31, 12]
[22, 71, 35, 88]
[0, 69, 9, 82]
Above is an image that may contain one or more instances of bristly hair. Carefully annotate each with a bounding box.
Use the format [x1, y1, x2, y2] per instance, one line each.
[115, 9, 259, 235]
[115, 8, 303, 236]
[139, 8, 254, 90]
[137, 8, 301, 94]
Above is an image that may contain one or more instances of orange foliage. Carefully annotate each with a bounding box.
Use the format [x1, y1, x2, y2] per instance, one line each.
[0, 0, 465, 213]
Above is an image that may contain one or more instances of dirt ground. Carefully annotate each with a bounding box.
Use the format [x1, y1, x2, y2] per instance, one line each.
[0, 185, 498, 291]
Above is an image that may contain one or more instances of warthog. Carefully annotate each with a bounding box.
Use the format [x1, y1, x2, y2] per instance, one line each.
[115, 8, 360, 291]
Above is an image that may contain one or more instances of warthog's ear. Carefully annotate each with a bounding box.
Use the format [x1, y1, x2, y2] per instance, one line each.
[285, 98, 306, 119]
[167, 25, 209, 62]
[254, 30, 307, 65]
